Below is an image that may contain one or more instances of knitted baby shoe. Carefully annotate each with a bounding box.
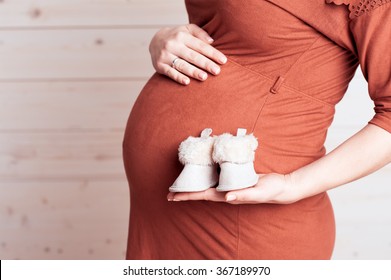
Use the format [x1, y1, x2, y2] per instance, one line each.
[213, 128, 258, 192]
[169, 128, 218, 192]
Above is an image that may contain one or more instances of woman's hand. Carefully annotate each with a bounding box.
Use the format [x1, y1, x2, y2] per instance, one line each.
[149, 23, 227, 85]
[167, 173, 301, 204]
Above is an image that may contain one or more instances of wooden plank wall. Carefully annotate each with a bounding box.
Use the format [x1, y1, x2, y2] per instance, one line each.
[0, 0, 187, 260]
[0, 0, 390, 260]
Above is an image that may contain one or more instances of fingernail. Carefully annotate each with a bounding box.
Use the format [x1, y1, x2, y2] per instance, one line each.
[212, 66, 220, 75]
[199, 72, 207, 80]
[220, 56, 227, 64]
[226, 195, 236, 202]
[167, 198, 173, 201]
[173, 199, 181, 202]
[183, 78, 190, 85]
[207, 37, 214, 43]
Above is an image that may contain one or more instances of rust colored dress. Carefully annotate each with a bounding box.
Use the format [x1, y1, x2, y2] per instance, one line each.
[122, 0, 391, 259]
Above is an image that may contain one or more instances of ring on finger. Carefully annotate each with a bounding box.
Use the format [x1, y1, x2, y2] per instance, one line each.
[171, 57, 180, 69]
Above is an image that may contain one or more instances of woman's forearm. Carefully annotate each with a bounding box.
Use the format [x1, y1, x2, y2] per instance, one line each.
[170, 124, 391, 204]
[292, 124, 391, 199]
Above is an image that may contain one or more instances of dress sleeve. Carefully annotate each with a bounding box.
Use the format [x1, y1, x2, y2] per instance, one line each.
[327, 0, 391, 133]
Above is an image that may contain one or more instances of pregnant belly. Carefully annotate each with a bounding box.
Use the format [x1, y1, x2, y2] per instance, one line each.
[123, 59, 335, 196]
[128, 60, 271, 140]
[123, 59, 336, 260]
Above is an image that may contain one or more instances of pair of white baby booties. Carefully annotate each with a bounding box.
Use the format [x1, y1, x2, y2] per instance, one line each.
[169, 128, 259, 192]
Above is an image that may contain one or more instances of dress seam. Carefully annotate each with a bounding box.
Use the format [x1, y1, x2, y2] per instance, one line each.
[228, 52, 335, 108]
[282, 84, 335, 107]
[250, 93, 272, 133]
[283, 35, 323, 79]
[228, 57, 274, 82]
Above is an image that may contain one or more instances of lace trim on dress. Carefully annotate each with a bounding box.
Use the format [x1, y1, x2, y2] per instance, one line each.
[326, 0, 391, 19]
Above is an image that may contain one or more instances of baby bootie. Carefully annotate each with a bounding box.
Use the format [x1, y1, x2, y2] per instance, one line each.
[213, 128, 259, 192]
[169, 128, 218, 192]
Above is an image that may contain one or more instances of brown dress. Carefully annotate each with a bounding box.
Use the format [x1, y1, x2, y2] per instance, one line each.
[122, 0, 391, 259]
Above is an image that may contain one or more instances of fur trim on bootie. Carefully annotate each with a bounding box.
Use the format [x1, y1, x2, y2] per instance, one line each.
[178, 135, 215, 166]
[213, 128, 259, 192]
[212, 132, 258, 164]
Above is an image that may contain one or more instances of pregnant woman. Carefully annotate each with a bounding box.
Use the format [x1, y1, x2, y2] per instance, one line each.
[122, 0, 391, 259]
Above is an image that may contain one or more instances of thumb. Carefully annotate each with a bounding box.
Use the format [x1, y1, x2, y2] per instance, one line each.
[186, 23, 214, 44]
[225, 187, 262, 203]
[225, 174, 265, 202]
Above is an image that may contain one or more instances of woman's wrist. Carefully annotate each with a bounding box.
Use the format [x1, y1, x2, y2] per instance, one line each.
[288, 168, 321, 202]
[288, 124, 391, 203]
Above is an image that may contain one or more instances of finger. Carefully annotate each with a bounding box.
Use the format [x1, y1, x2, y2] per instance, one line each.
[160, 63, 190, 85]
[184, 36, 227, 65]
[225, 186, 263, 204]
[179, 47, 222, 76]
[185, 23, 214, 44]
[171, 188, 226, 202]
[171, 56, 209, 81]
[167, 192, 176, 201]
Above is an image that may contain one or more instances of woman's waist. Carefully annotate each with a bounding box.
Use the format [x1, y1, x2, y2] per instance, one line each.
[141, 58, 336, 112]
[130, 64, 335, 164]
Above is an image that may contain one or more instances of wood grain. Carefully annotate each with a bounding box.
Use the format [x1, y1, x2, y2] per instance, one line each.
[0, 0, 188, 28]
[0, 29, 156, 80]
[0, 0, 175, 261]
[0, 132, 127, 181]
[0, 0, 390, 261]
[0, 81, 146, 131]
[0, 180, 129, 260]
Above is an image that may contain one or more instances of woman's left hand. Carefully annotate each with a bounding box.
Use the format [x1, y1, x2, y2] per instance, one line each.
[167, 173, 301, 204]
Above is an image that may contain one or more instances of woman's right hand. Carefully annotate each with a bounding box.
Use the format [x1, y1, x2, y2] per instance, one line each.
[149, 23, 227, 85]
